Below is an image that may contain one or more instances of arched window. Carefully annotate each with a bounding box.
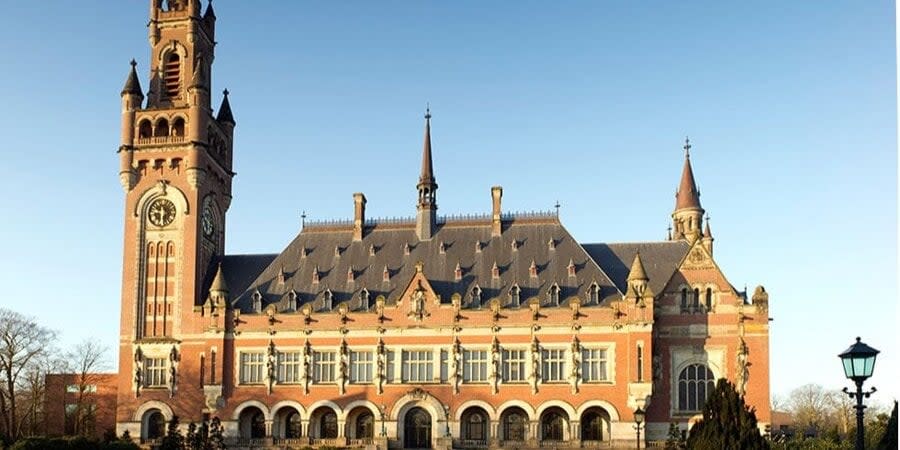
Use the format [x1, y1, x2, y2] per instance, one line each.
[360, 289, 370, 311]
[705, 288, 713, 309]
[320, 410, 338, 439]
[678, 363, 716, 412]
[144, 410, 166, 440]
[588, 283, 600, 304]
[461, 408, 489, 442]
[285, 410, 302, 438]
[509, 285, 521, 307]
[138, 120, 152, 139]
[693, 288, 700, 308]
[540, 407, 566, 441]
[154, 118, 170, 137]
[501, 408, 527, 442]
[680, 288, 688, 309]
[355, 411, 374, 439]
[239, 407, 266, 439]
[548, 284, 560, 306]
[323, 289, 333, 311]
[171, 117, 185, 137]
[580, 407, 610, 442]
[163, 53, 181, 99]
[471, 285, 482, 308]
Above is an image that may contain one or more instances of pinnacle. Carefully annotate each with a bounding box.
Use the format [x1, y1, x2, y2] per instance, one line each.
[627, 252, 648, 281]
[121, 59, 144, 97]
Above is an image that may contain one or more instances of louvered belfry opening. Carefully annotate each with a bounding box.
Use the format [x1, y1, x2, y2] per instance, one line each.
[163, 53, 181, 100]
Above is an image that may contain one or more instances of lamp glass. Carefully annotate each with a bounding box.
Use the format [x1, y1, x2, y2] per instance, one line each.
[842, 358, 854, 378]
[634, 407, 645, 425]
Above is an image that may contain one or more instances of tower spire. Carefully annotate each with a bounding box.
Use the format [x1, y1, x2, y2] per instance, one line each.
[672, 137, 705, 243]
[121, 59, 144, 97]
[416, 105, 438, 240]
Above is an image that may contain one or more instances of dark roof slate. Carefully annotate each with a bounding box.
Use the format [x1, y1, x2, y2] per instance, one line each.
[231, 218, 622, 313]
[583, 241, 689, 295]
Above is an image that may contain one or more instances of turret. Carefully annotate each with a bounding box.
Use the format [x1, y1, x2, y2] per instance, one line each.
[416, 108, 437, 240]
[119, 60, 144, 192]
[701, 215, 714, 255]
[672, 138, 705, 243]
[625, 252, 650, 299]
[209, 262, 229, 305]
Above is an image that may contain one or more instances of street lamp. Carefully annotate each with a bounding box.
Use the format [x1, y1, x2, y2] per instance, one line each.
[838, 337, 879, 450]
[633, 407, 645, 450]
[379, 404, 387, 437]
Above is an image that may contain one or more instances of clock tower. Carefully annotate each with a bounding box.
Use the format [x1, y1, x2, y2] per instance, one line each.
[116, 0, 233, 424]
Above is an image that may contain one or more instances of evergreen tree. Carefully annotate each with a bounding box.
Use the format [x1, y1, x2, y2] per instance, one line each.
[159, 415, 185, 450]
[665, 422, 686, 449]
[875, 401, 897, 450]
[119, 430, 132, 443]
[207, 417, 226, 450]
[686, 378, 770, 450]
[186, 422, 201, 450]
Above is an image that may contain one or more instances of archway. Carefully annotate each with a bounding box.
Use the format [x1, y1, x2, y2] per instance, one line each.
[539, 406, 568, 442]
[141, 408, 166, 441]
[403, 407, 432, 449]
[499, 406, 528, 442]
[460, 406, 489, 444]
[580, 406, 611, 442]
[309, 406, 339, 439]
[346, 406, 375, 441]
[273, 406, 302, 439]
[238, 406, 266, 439]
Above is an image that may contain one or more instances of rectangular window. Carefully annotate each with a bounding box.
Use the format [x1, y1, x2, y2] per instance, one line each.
[401, 350, 434, 383]
[65, 384, 96, 393]
[463, 349, 489, 383]
[350, 351, 373, 383]
[312, 351, 336, 383]
[239, 353, 265, 385]
[502, 349, 527, 382]
[277, 351, 302, 384]
[637, 344, 644, 382]
[386, 351, 396, 383]
[440, 349, 449, 383]
[541, 349, 566, 383]
[144, 358, 168, 387]
[581, 348, 608, 382]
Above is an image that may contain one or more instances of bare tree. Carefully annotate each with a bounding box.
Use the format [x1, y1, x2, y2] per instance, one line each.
[0, 308, 57, 441]
[64, 339, 109, 437]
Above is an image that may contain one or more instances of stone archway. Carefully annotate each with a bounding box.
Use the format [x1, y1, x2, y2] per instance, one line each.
[403, 406, 432, 449]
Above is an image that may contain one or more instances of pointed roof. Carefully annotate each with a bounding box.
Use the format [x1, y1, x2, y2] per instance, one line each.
[191, 55, 208, 90]
[217, 89, 235, 124]
[210, 262, 229, 294]
[418, 107, 436, 187]
[204, 0, 217, 20]
[121, 59, 143, 97]
[675, 137, 702, 210]
[703, 216, 712, 238]
[627, 252, 649, 281]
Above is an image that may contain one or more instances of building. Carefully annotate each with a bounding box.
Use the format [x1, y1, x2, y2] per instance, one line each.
[114, 1, 771, 448]
[45, 373, 118, 440]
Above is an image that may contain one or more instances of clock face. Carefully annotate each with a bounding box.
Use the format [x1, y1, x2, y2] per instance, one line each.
[148, 199, 176, 227]
[201, 206, 215, 237]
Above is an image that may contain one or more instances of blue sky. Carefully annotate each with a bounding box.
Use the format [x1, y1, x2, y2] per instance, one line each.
[0, 2, 895, 403]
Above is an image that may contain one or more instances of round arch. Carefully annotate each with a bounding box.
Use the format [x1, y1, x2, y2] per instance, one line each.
[340, 400, 380, 422]
[133, 181, 191, 219]
[535, 400, 577, 421]
[674, 359, 722, 381]
[455, 400, 497, 421]
[391, 391, 447, 448]
[305, 399, 342, 421]
[271, 400, 306, 419]
[575, 400, 620, 422]
[496, 400, 536, 421]
[133, 400, 174, 422]
[231, 400, 271, 421]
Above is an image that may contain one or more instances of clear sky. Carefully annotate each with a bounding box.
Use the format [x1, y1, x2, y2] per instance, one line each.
[0, 2, 895, 404]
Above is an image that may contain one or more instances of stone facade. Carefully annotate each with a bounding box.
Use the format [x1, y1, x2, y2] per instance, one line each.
[114, 1, 771, 448]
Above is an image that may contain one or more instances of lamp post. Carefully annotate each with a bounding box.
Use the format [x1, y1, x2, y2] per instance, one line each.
[838, 337, 879, 450]
[379, 404, 387, 437]
[633, 407, 645, 450]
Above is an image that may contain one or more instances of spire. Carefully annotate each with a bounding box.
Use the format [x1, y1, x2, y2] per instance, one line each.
[703, 215, 712, 238]
[419, 106, 436, 187]
[627, 252, 649, 282]
[216, 89, 235, 125]
[191, 54, 208, 90]
[675, 137, 702, 210]
[121, 59, 144, 97]
[203, 0, 216, 20]
[210, 262, 228, 295]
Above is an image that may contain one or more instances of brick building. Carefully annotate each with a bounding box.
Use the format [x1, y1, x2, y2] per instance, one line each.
[45, 374, 118, 440]
[114, 1, 771, 448]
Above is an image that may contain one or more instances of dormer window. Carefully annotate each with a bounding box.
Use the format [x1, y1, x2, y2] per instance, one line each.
[475, 241, 482, 253]
[300, 247, 307, 258]
[347, 267, 355, 283]
[251, 290, 262, 313]
[548, 239, 556, 251]
[491, 262, 500, 280]
[529, 260, 538, 279]
[439, 241, 446, 254]
[589, 283, 600, 304]
[277, 266, 286, 285]
[287, 290, 298, 310]
[511, 240, 518, 251]
[454, 262, 463, 281]
[567, 259, 576, 278]
[312, 266, 320, 285]
[323, 289, 333, 311]
[163, 53, 181, 99]
[548, 284, 560, 306]
[382, 265, 390, 283]
[471, 285, 483, 307]
[360, 289, 371, 311]
[403, 243, 410, 256]
[509, 285, 521, 307]
[334, 246, 342, 258]
[369, 245, 376, 256]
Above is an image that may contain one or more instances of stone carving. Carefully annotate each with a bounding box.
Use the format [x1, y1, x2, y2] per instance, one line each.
[490, 336, 501, 395]
[338, 339, 349, 395]
[652, 354, 663, 388]
[737, 338, 750, 395]
[450, 337, 462, 394]
[529, 336, 540, 394]
[266, 340, 277, 395]
[408, 281, 430, 321]
[302, 339, 312, 395]
[376, 338, 386, 394]
[569, 336, 581, 394]
[133, 346, 144, 398]
[168, 345, 180, 398]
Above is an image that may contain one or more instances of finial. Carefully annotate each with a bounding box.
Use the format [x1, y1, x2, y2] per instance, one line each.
[425, 103, 431, 120]
[223, 88, 230, 97]
[130, 59, 137, 68]
[301, 210, 307, 228]
[554, 200, 561, 215]
[683, 136, 691, 158]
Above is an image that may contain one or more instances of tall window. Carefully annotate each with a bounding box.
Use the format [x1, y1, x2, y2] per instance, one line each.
[401, 350, 433, 383]
[693, 288, 700, 308]
[463, 350, 489, 383]
[144, 358, 167, 387]
[589, 283, 600, 304]
[541, 349, 566, 382]
[239, 353, 265, 384]
[678, 364, 716, 412]
[581, 349, 608, 382]
[312, 351, 336, 383]
[680, 288, 688, 309]
[163, 53, 181, 99]
[509, 285, 520, 307]
[277, 351, 302, 384]
[502, 408, 527, 442]
[386, 351, 396, 382]
[320, 411, 338, 439]
[705, 288, 713, 309]
[502, 349, 527, 382]
[440, 350, 449, 383]
[462, 409, 488, 441]
[350, 351, 373, 383]
[548, 284, 560, 306]
[637, 344, 644, 382]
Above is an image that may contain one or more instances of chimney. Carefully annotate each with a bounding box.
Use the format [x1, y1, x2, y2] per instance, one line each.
[491, 186, 503, 237]
[353, 193, 367, 241]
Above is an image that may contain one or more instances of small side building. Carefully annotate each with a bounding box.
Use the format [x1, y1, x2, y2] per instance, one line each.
[45, 373, 119, 440]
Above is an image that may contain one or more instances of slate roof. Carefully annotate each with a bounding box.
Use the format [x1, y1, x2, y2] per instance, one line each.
[230, 215, 623, 313]
[583, 241, 690, 295]
[201, 253, 277, 304]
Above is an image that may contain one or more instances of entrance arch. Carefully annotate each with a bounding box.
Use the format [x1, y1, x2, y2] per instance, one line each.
[460, 406, 489, 443]
[580, 406, 611, 442]
[403, 407, 432, 449]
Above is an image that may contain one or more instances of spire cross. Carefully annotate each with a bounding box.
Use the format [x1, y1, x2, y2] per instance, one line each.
[130, 59, 137, 68]
[425, 103, 431, 120]
[683, 136, 691, 157]
[554, 200, 561, 215]
[301, 210, 307, 228]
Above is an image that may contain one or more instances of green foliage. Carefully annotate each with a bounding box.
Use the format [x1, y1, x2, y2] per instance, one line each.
[208, 417, 226, 450]
[686, 378, 770, 450]
[6, 438, 138, 450]
[665, 422, 686, 449]
[875, 401, 897, 450]
[160, 415, 185, 450]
